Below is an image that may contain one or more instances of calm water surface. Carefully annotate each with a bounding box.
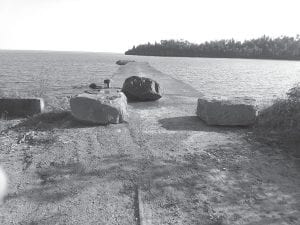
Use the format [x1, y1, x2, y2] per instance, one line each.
[1, 50, 300, 108]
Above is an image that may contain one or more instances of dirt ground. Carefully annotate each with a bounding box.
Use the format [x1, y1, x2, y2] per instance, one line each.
[0, 62, 299, 225]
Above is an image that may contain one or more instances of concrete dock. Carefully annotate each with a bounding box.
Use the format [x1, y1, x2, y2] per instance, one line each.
[0, 62, 299, 225]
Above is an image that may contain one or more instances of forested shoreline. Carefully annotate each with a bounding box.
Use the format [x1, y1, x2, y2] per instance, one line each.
[125, 36, 300, 60]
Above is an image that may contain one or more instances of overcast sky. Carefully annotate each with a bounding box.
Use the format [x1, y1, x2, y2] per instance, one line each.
[0, 0, 299, 53]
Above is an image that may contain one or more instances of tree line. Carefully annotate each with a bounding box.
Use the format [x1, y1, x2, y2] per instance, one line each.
[125, 35, 300, 60]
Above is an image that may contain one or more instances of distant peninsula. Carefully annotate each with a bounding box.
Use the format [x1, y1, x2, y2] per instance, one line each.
[125, 35, 300, 60]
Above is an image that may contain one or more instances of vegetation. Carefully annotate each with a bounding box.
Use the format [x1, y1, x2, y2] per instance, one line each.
[125, 35, 300, 60]
[255, 83, 300, 146]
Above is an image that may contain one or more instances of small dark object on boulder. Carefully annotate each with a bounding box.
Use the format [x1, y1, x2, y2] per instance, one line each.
[116, 60, 135, 65]
[89, 83, 103, 89]
[89, 83, 97, 89]
[122, 76, 162, 101]
[104, 79, 111, 88]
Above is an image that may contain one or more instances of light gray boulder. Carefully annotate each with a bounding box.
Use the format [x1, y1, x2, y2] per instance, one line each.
[197, 96, 257, 126]
[70, 90, 128, 125]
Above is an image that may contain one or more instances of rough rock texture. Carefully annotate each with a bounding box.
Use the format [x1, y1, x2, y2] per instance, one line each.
[70, 90, 127, 124]
[122, 76, 162, 101]
[116, 60, 135, 65]
[197, 96, 257, 126]
[0, 98, 44, 118]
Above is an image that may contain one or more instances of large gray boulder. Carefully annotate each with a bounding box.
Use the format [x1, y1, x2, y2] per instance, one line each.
[70, 90, 128, 125]
[122, 76, 162, 101]
[197, 97, 257, 126]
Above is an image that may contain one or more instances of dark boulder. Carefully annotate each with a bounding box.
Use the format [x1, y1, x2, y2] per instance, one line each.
[122, 76, 162, 101]
[89, 83, 103, 89]
[89, 83, 97, 89]
[116, 60, 135, 65]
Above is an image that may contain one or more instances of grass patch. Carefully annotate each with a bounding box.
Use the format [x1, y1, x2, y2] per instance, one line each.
[254, 83, 300, 146]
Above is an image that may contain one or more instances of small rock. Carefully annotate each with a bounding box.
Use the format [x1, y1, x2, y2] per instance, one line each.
[89, 83, 97, 89]
[89, 83, 103, 89]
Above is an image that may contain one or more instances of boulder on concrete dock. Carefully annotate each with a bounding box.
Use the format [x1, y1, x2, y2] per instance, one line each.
[122, 76, 162, 101]
[0, 98, 44, 119]
[116, 60, 135, 65]
[197, 96, 257, 126]
[70, 90, 128, 125]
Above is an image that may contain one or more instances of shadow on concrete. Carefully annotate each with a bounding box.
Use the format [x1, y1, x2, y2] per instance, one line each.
[128, 100, 162, 110]
[127, 95, 196, 110]
[12, 111, 100, 131]
[158, 116, 247, 132]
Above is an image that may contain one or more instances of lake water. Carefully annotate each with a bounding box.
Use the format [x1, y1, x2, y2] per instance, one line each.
[1, 50, 300, 108]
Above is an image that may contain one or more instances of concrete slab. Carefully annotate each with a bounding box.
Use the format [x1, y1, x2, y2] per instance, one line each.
[197, 96, 257, 126]
[0, 98, 44, 118]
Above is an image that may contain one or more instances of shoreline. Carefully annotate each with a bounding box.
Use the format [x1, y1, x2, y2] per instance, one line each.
[0, 49, 124, 55]
[125, 53, 300, 62]
[2, 49, 300, 62]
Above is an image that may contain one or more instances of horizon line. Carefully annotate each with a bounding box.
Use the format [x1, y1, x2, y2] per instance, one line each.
[0, 48, 124, 54]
